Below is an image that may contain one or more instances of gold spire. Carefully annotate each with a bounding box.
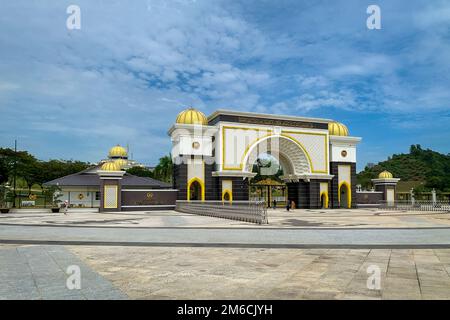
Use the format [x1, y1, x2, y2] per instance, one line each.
[328, 122, 349, 136]
[176, 107, 208, 125]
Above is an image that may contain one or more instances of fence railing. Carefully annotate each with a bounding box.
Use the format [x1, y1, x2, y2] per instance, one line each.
[176, 200, 268, 224]
[379, 200, 450, 212]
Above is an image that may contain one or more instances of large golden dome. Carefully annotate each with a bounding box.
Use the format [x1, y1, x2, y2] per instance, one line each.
[100, 161, 121, 171]
[328, 122, 349, 136]
[108, 145, 128, 158]
[176, 107, 208, 125]
[114, 159, 128, 169]
[378, 170, 393, 179]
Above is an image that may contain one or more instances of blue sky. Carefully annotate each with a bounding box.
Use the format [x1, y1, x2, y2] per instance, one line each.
[0, 0, 449, 171]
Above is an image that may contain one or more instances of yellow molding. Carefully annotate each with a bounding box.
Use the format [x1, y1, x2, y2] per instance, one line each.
[187, 177, 205, 201]
[320, 191, 329, 209]
[221, 125, 329, 174]
[103, 185, 118, 209]
[338, 181, 352, 209]
[222, 189, 233, 203]
[281, 130, 328, 174]
[222, 125, 272, 171]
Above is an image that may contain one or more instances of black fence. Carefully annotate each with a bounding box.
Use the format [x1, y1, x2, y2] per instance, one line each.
[176, 200, 268, 224]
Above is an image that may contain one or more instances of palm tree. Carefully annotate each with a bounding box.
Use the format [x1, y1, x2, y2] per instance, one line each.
[153, 155, 172, 183]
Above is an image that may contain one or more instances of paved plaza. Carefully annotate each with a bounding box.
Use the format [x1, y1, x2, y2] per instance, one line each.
[2, 208, 450, 229]
[1, 208, 450, 299]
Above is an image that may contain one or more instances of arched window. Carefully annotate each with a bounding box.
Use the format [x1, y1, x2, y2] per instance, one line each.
[187, 178, 205, 201]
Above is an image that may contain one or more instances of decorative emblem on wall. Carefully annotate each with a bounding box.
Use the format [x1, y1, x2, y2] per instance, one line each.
[192, 141, 200, 149]
[78, 193, 84, 200]
[146, 192, 153, 199]
[341, 150, 348, 157]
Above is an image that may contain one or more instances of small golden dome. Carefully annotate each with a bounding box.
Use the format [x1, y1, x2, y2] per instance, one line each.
[176, 107, 208, 125]
[328, 122, 349, 136]
[378, 170, 393, 179]
[100, 161, 121, 171]
[114, 159, 128, 169]
[109, 145, 128, 158]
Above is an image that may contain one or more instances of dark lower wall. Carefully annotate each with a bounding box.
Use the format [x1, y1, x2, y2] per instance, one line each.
[173, 162, 187, 200]
[204, 160, 217, 200]
[330, 162, 357, 208]
[216, 177, 249, 201]
[121, 190, 177, 208]
[286, 180, 329, 209]
[356, 192, 383, 204]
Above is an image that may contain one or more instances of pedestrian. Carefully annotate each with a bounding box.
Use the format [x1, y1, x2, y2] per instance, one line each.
[291, 200, 296, 210]
[286, 199, 291, 212]
[62, 200, 69, 215]
[273, 199, 277, 209]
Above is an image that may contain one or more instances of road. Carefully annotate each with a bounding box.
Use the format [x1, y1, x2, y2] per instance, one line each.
[1, 224, 450, 248]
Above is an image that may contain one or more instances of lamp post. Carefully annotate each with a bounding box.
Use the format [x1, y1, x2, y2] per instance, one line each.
[12, 139, 17, 208]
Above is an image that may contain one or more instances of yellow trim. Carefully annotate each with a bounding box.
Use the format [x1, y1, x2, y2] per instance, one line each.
[222, 189, 233, 203]
[338, 181, 352, 209]
[103, 185, 118, 209]
[281, 131, 328, 174]
[187, 177, 205, 201]
[320, 191, 329, 209]
[221, 125, 328, 174]
[221, 125, 272, 170]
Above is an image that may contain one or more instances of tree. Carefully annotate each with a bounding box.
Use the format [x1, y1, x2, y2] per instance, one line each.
[357, 145, 450, 192]
[126, 166, 154, 178]
[152, 155, 173, 183]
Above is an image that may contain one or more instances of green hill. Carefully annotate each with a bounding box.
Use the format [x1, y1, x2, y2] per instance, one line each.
[357, 145, 450, 192]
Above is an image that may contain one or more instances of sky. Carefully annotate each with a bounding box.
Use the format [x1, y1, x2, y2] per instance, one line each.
[0, 0, 449, 172]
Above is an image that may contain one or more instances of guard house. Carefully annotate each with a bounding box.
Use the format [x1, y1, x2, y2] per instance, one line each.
[169, 108, 362, 208]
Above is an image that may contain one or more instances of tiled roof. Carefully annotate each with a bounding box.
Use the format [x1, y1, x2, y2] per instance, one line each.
[44, 167, 171, 189]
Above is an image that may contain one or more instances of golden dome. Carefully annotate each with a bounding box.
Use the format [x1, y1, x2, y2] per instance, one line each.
[114, 159, 128, 169]
[100, 161, 121, 171]
[176, 107, 208, 125]
[378, 170, 393, 179]
[328, 122, 349, 136]
[109, 145, 128, 158]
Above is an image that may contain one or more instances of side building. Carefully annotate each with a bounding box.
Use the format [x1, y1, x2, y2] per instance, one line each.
[44, 145, 175, 210]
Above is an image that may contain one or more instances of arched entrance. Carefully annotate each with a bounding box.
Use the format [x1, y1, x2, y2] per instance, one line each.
[320, 192, 329, 209]
[187, 178, 204, 201]
[244, 136, 311, 208]
[222, 190, 232, 202]
[339, 182, 351, 208]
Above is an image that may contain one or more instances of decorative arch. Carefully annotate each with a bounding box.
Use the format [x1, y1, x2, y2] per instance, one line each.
[222, 189, 233, 203]
[242, 135, 311, 175]
[187, 177, 205, 201]
[320, 191, 329, 209]
[338, 181, 352, 208]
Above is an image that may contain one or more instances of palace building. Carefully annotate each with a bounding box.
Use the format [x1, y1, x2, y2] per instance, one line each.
[169, 107, 363, 209]
[44, 145, 171, 209]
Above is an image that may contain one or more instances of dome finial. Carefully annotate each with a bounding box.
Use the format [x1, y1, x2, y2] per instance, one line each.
[176, 107, 208, 125]
[109, 145, 128, 158]
[100, 161, 121, 171]
[378, 170, 393, 179]
[328, 122, 349, 136]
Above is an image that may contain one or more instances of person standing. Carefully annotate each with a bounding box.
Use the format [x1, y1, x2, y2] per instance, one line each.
[286, 199, 291, 212]
[62, 200, 69, 215]
[273, 199, 277, 209]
